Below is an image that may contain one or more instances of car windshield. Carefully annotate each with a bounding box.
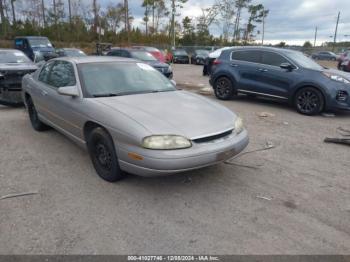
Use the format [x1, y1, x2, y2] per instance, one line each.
[286, 51, 323, 70]
[0, 51, 31, 63]
[78, 62, 176, 97]
[28, 38, 52, 48]
[174, 50, 187, 55]
[131, 51, 157, 61]
[64, 49, 87, 57]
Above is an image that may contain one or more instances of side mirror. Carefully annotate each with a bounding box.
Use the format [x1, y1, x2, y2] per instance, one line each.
[57, 86, 79, 97]
[280, 63, 295, 71]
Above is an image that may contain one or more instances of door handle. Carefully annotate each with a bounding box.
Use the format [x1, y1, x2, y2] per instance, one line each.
[258, 68, 268, 72]
[230, 63, 238, 67]
[41, 90, 48, 96]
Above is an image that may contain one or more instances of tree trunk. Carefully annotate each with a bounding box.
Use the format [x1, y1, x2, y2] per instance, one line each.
[10, 0, 15, 25]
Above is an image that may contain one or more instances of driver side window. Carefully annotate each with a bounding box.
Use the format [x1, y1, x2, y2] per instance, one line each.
[38, 62, 54, 84]
[47, 61, 76, 88]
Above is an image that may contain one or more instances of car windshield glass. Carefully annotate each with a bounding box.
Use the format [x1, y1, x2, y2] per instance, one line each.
[286, 51, 323, 70]
[78, 62, 176, 97]
[0, 51, 31, 63]
[131, 51, 157, 61]
[174, 50, 187, 55]
[65, 49, 87, 57]
[28, 38, 52, 48]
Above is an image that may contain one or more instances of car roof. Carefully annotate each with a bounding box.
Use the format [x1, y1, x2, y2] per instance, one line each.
[221, 46, 301, 55]
[0, 48, 23, 52]
[15, 36, 49, 39]
[51, 56, 137, 64]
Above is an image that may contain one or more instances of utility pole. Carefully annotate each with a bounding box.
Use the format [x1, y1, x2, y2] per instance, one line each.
[68, 0, 72, 26]
[314, 26, 318, 47]
[41, 0, 46, 27]
[333, 11, 340, 52]
[171, 0, 175, 49]
[261, 8, 265, 46]
[124, 0, 130, 45]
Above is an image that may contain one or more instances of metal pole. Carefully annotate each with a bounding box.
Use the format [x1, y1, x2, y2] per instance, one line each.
[314, 26, 317, 47]
[333, 11, 340, 51]
[171, 0, 175, 49]
[261, 10, 265, 46]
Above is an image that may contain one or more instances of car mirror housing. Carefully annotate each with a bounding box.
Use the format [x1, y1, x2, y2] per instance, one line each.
[57, 86, 79, 97]
[280, 63, 295, 71]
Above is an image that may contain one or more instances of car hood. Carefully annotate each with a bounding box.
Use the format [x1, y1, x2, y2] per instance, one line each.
[31, 46, 55, 53]
[0, 63, 37, 71]
[144, 60, 169, 68]
[323, 68, 350, 78]
[95, 90, 236, 139]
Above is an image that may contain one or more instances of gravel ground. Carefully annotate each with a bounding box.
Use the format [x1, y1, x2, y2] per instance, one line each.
[0, 63, 350, 254]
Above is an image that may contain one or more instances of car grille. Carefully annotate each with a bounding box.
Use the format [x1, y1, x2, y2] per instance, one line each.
[154, 67, 167, 73]
[192, 130, 233, 144]
[0, 70, 36, 90]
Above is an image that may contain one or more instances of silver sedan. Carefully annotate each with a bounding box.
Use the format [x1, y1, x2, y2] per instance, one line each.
[22, 57, 249, 182]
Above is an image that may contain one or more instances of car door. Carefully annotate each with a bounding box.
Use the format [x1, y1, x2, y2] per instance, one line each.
[255, 51, 300, 98]
[32, 61, 55, 121]
[42, 60, 83, 139]
[230, 50, 264, 93]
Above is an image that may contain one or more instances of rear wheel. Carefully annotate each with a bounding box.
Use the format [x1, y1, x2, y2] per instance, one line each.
[214, 77, 235, 100]
[294, 87, 324, 115]
[26, 96, 49, 131]
[87, 127, 124, 182]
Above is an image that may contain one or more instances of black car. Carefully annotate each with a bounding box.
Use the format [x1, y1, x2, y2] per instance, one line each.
[56, 48, 87, 57]
[191, 49, 209, 65]
[0, 49, 37, 106]
[210, 47, 350, 115]
[172, 50, 189, 64]
[106, 48, 173, 78]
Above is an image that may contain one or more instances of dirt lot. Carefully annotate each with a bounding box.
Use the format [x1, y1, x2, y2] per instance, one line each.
[1, 64, 350, 254]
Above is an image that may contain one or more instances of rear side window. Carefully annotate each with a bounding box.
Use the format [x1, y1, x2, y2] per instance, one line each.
[261, 51, 289, 67]
[48, 61, 76, 88]
[231, 50, 262, 64]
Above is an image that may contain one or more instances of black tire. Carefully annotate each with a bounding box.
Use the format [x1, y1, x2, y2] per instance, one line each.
[214, 77, 235, 100]
[87, 127, 124, 182]
[294, 87, 324, 115]
[26, 96, 49, 131]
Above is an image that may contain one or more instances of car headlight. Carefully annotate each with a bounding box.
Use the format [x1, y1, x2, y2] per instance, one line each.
[142, 135, 192, 150]
[323, 72, 350, 84]
[234, 117, 244, 134]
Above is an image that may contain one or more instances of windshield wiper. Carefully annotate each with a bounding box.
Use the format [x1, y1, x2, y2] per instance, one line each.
[92, 93, 120, 97]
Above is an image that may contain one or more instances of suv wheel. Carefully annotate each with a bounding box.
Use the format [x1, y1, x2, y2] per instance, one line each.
[214, 77, 235, 100]
[87, 127, 124, 182]
[294, 87, 324, 115]
[27, 96, 49, 131]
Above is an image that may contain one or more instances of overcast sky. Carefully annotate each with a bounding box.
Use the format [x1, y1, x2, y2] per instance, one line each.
[98, 0, 349, 45]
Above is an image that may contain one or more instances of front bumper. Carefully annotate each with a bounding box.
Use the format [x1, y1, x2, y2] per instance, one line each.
[0, 82, 23, 105]
[117, 130, 249, 177]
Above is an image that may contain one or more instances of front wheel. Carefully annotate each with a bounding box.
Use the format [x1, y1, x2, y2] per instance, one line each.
[27, 96, 50, 131]
[87, 127, 124, 182]
[294, 87, 324, 115]
[214, 77, 235, 100]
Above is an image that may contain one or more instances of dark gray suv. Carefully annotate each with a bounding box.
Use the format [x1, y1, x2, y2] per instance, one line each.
[210, 47, 350, 115]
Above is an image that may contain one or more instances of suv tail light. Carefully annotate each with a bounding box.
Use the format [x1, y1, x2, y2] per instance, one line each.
[213, 59, 222, 65]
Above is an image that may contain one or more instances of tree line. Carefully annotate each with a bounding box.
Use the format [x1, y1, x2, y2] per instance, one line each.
[0, 0, 269, 47]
